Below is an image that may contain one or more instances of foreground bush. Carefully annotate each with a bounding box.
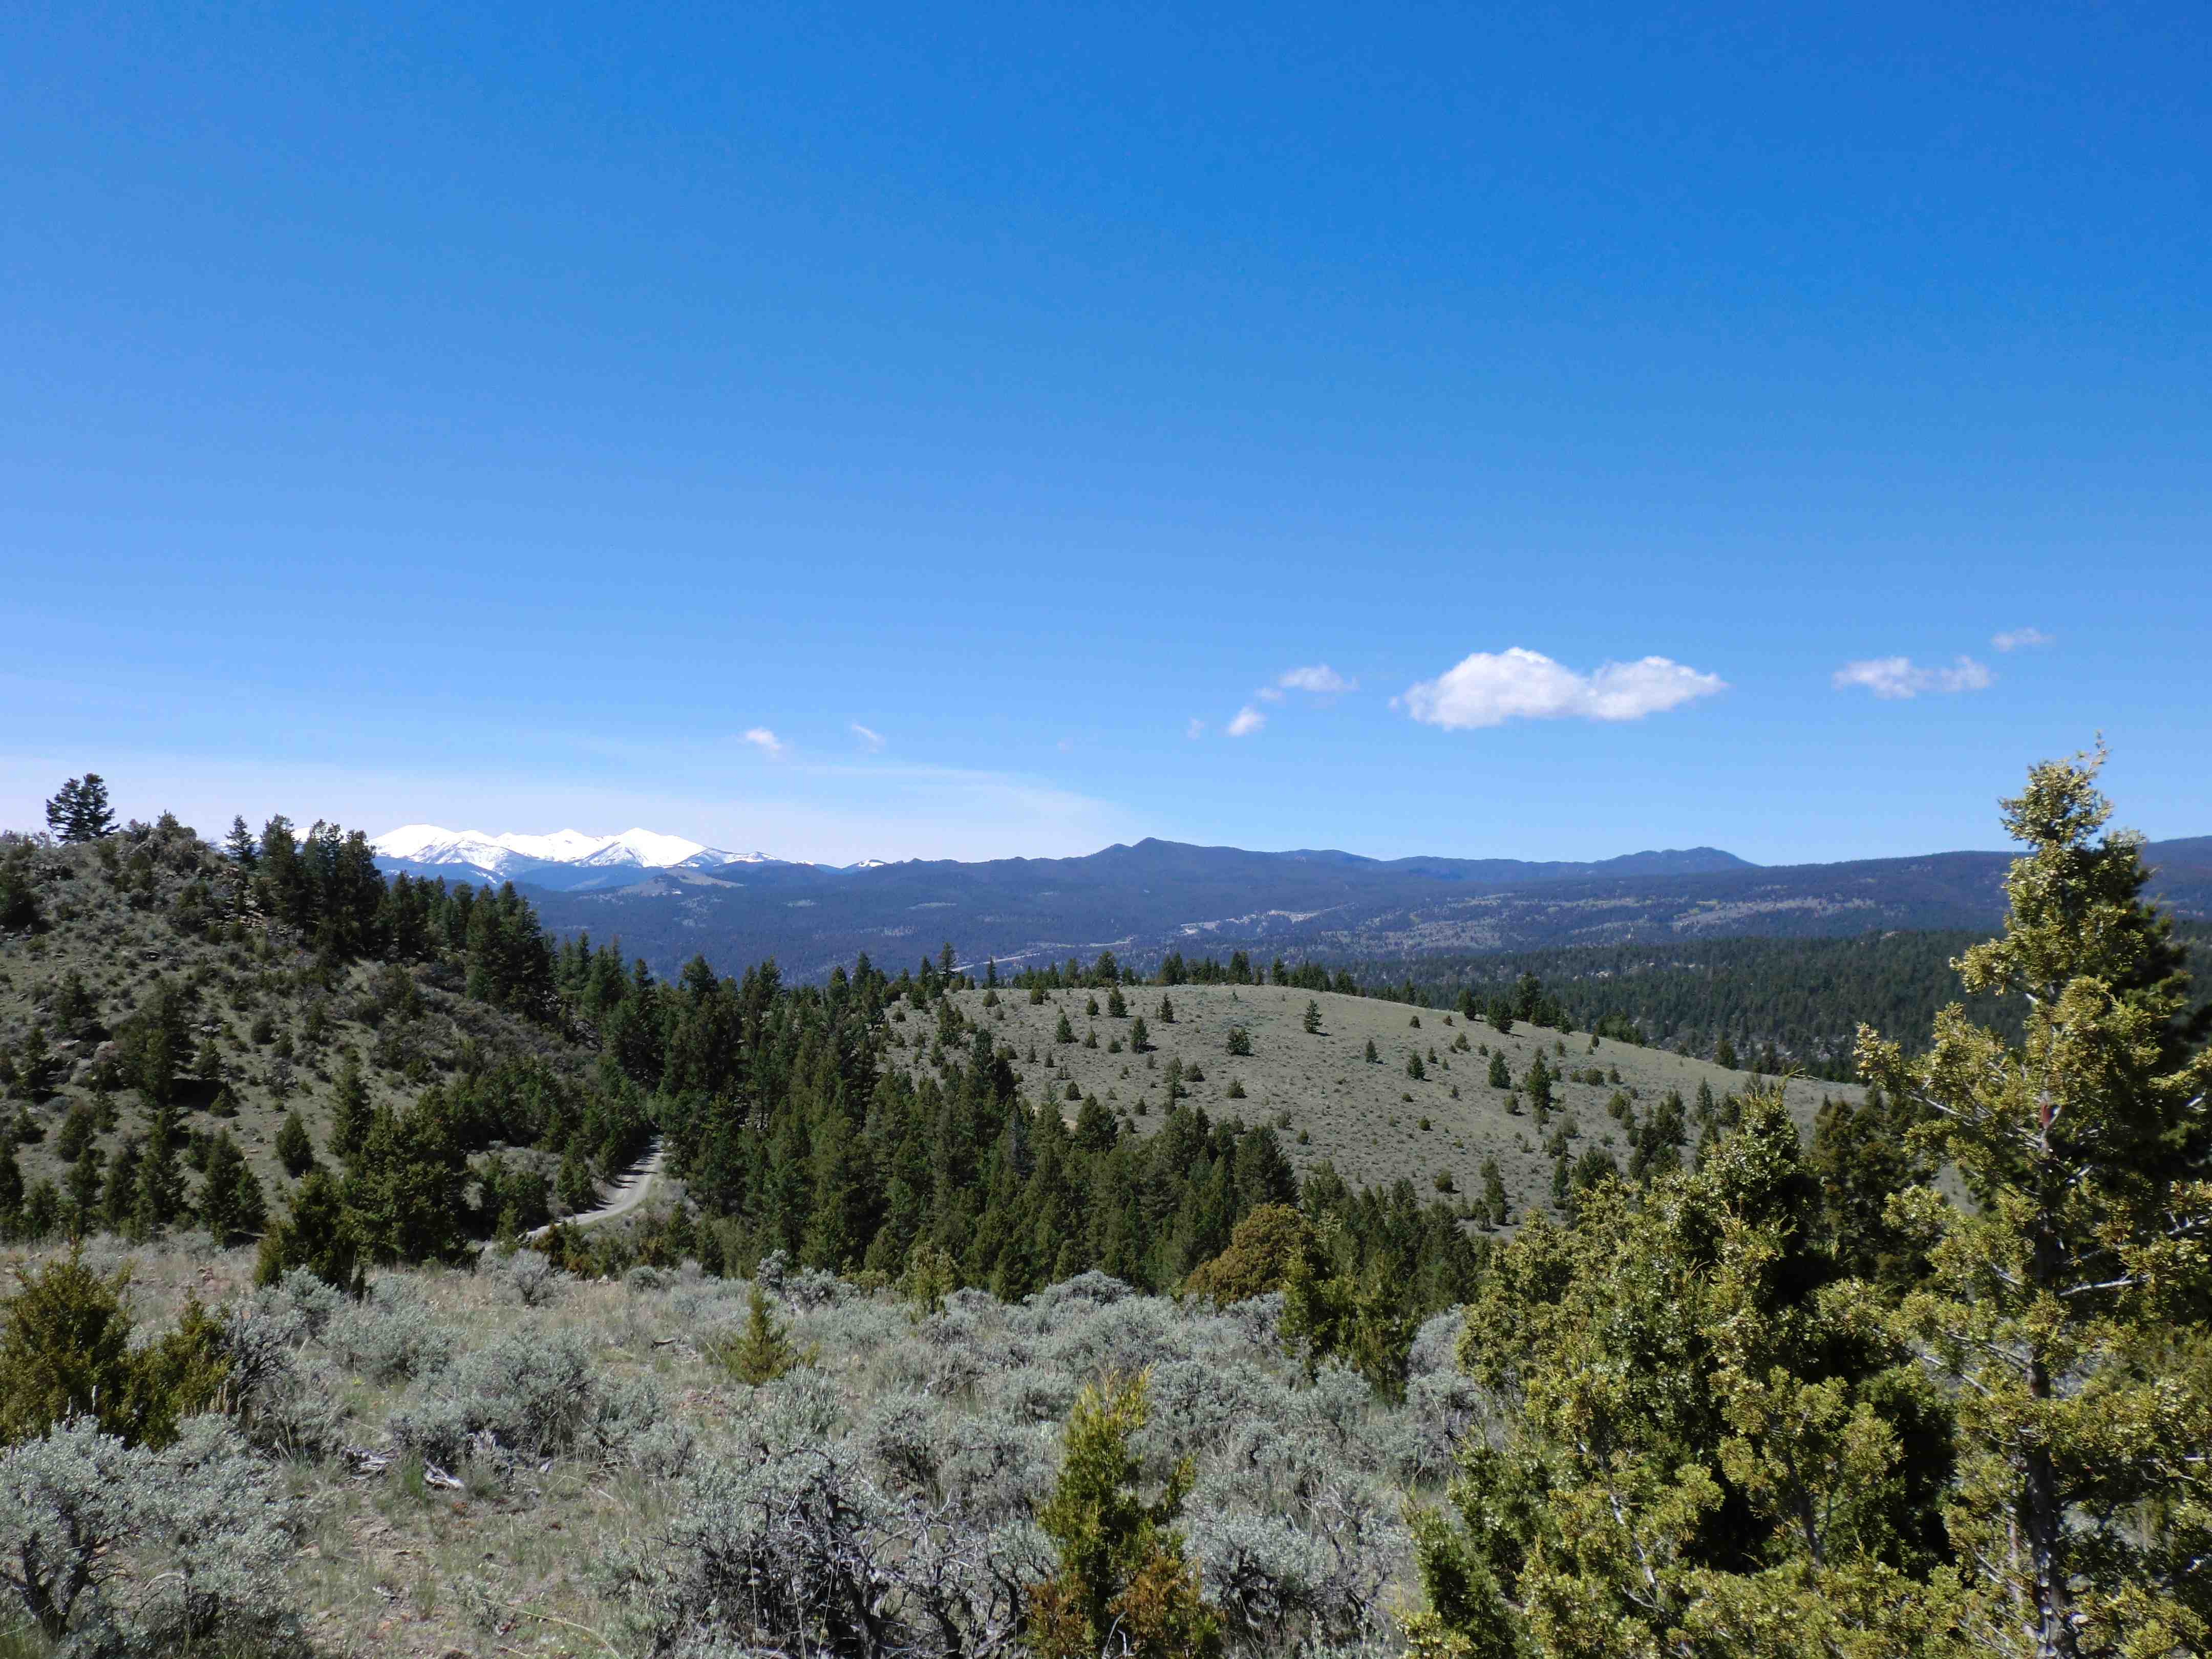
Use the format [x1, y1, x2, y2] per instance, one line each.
[0, 1415, 295, 1652]
[0, 1251, 227, 1450]
[1029, 1373, 1220, 1659]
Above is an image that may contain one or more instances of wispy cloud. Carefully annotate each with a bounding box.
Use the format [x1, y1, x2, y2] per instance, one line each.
[1832, 656, 1993, 699]
[1400, 647, 1727, 730]
[1277, 664, 1355, 695]
[1226, 706, 1266, 737]
[1185, 718, 1205, 740]
[1991, 627, 2053, 652]
[849, 722, 886, 752]
[742, 727, 785, 758]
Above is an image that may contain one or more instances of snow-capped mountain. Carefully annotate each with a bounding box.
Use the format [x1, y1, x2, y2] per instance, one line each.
[371, 824, 790, 891]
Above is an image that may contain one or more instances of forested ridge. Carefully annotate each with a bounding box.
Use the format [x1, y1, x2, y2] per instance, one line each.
[1343, 926, 2208, 1073]
[2, 792, 1493, 1340]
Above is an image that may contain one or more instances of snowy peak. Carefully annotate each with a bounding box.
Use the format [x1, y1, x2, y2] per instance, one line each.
[573, 828, 712, 869]
[369, 823, 785, 889]
[369, 824, 878, 888]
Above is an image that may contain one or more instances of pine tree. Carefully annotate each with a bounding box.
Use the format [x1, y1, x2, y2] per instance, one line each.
[253, 1169, 363, 1294]
[1478, 1156, 1508, 1226]
[274, 1110, 315, 1178]
[1130, 1016, 1150, 1053]
[199, 1132, 264, 1247]
[122, 1110, 187, 1241]
[223, 815, 258, 868]
[1406, 1052, 1426, 1080]
[1026, 1380, 1221, 1659]
[16, 1026, 50, 1099]
[1487, 1050, 1511, 1089]
[0, 1144, 23, 1233]
[1524, 1051, 1554, 1113]
[1303, 999, 1322, 1035]
[43, 774, 117, 842]
[1714, 1032, 1738, 1070]
[1858, 750, 2212, 1657]
[100, 1138, 141, 1234]
[1029, 1374, 1220, 1659]
[329, 1055, 371, 1159]
[55, 1103, 94, 1163]
[1411, 1089, 1959, 1658]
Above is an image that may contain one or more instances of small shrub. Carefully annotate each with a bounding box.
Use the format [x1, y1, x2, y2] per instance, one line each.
[328, 1277, 456, 1382]
[1030, 1373, 1219, 1659]
[0, 1252, 226, 1450]
[498, 1248, 567, 1307]
[390, 1327, 600, 1464]
[708, 1284, 810, 1386]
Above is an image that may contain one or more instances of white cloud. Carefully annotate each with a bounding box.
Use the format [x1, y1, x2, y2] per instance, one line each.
[1400, 647, 1727, 730]
[1276, 664, 1355, 695]
[849, 722, 885, 752]
[1226, 706, 1267, 737]
[1185, 718, 1205, 740]
[742, 727, 785, 758]
[1991, 627, 2053, 652]
[1831, 656, 1993, 699]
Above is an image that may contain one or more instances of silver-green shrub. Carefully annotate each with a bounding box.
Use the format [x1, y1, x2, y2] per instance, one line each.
[391, 1324, 682, 1472]
[222, 1297, 350, 1459]
[0, 1415, 295, 1652]
[328, 1275, 457, 1382]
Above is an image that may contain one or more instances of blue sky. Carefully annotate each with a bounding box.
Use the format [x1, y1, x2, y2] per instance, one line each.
[4, 3, 2205, 865]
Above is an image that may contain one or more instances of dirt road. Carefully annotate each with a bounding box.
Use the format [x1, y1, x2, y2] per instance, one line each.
[528, 1139, 664, 1239]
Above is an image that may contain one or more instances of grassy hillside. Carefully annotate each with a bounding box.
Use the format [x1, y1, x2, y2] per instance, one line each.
[0, 821, 606, 1239]
[896, 982, 1857, 1226]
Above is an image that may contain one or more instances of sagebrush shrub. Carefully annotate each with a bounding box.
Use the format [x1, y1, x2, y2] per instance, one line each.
[390, 1326, 597, 1464]
[328, 1275, 456, 1382]
[624, 1440, 901, 1655]
[0, 1415, 295, 1651]
[495, 1247, 567, 1307]
[222, 1296, 350, 1459]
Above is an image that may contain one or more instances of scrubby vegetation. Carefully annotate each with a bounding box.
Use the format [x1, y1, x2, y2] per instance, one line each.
[0, 1238, 1464, 1656]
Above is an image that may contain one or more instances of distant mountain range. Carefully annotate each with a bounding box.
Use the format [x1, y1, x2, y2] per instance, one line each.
[370, 824, 885, 889]
[366, 827, 2212, 984]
